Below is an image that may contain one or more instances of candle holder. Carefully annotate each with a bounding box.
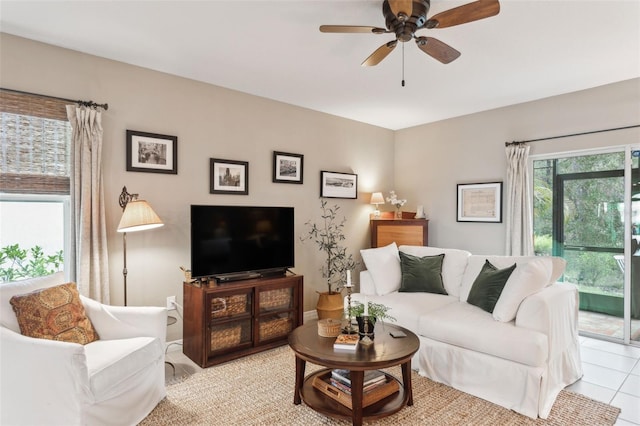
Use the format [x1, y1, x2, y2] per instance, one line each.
[342, 285, 357, 335]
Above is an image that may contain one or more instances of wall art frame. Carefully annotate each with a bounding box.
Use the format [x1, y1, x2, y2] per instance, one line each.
[457, 182, 503, 223]
[272, 151, 304, 184]
[320, 171, 357, 199]
[210, 158, 249, 195]
[126, 130, 177, 174]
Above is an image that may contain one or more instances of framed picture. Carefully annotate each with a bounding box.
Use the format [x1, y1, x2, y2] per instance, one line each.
[320, 171, 357, 199]
[210, 158, 249, 195]
[457, 182, 503, 223]
[272, 151, 304, 184]
[126, 130, 177, 174]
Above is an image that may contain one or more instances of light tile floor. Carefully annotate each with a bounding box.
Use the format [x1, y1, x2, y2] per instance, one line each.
[164, 337, 640, 424]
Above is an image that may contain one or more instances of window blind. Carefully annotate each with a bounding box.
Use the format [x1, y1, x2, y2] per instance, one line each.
[0, 90, 71, 195]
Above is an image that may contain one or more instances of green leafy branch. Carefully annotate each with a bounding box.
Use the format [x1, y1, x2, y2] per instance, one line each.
[0, 244, 63, 282]
[301, 200, 359, 294]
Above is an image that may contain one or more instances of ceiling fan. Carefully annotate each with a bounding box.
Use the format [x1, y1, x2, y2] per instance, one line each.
[319, 0, 500, 66]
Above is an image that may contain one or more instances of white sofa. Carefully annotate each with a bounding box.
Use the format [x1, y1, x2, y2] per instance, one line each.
[0, 273, 167, 425]
[353, 244, 583, 419]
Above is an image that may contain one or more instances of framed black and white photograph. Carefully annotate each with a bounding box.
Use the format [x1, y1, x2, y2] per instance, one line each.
[272, 151, 304, 184]
[126, 130, 177, 174]
[210, 158, 249, 195]
[320, 171, 357, 199]
[457, 182, 502, 223]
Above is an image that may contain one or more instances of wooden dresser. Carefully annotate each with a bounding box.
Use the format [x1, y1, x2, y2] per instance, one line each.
[370, 215, 429, 248]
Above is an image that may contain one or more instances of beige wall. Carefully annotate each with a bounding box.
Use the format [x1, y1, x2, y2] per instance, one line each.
[0, 34, 395, 340]
[395, 78, 640, 254]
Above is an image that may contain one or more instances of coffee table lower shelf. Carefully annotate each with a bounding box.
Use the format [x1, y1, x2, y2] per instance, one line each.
[300, 368, 407, 423]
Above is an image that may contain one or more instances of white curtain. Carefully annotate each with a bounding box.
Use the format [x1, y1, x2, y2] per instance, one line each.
[67, 106, 110, 302]
[505, 143, 534, 256]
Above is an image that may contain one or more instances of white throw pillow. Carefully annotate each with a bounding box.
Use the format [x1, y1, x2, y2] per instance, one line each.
[360, 243, 401, 295]
[492, 258, 552, 322]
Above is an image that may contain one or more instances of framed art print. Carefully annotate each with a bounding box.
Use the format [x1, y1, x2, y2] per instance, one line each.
[273, 151, 304, 184]
[320, 171, 357, 199]
[126, 130, 177, 174]
[210, 158, 249, 195]
[457, 182, 502, 222]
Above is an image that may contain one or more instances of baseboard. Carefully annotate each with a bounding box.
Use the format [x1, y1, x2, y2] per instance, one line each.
[303, 309, 318, 323]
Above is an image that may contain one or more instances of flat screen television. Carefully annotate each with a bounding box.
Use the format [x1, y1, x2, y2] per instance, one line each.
[190, 205, 295, 279]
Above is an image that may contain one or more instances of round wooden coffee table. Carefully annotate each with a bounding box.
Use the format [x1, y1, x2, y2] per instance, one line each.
[288, 321, 419, 426]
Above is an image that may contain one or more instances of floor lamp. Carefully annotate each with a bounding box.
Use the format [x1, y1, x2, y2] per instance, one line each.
[117, 186, 164, 306]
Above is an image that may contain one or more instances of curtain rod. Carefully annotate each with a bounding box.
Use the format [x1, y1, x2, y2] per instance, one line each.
[505, 124, 640, 147]
[0, 88, 108, 110]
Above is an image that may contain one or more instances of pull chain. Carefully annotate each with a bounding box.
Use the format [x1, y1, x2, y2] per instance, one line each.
[401, 42, 405, 87]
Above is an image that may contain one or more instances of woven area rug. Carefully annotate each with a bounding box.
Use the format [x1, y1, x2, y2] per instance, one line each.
[141, 346, 619, 425]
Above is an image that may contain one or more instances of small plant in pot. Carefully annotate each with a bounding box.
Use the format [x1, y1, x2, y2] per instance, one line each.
[348, 301, 396, 338]
[301, 200, 359, 319]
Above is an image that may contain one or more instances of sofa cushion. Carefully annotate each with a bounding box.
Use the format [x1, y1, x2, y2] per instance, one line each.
[84, 336, 163, 402]
[467, 260, 516, 313]
[460, 255, 556, 303]
[493, 257, 552, 322]
[399, 252, 447, 294]
[0, 272, 66, 332]
[351, 291, 457, 335]
[9, 282, 99, 345]
[418, 302, 549, 367]
[399, 246, 471, 298]
[360, 243, 401, 295]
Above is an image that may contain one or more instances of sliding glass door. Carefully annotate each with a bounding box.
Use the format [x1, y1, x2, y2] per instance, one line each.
[533, 148, 640, 344]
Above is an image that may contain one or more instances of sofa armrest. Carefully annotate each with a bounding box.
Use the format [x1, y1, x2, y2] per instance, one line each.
[0, 326, 89, 417]
[359, 270, 377, 295]
[81, 296, 167, 344]
[516, 283, 580, 356]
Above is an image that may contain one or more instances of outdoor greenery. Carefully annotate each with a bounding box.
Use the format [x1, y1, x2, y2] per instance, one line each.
[301, 200, 359, 294]
[533, 152, 632, 298]
[0, 244, 63, 282]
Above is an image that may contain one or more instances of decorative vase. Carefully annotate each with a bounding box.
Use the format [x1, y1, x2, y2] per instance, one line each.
[356, 316, 376, 340]
[316, 291, 344, 320]
[395, 207, 402, 219]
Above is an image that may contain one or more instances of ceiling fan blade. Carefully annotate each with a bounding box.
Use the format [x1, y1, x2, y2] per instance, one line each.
[320, 25, 386, 34]
[425, 0, 500, 29]
[388, 0, 413, 18]
[361, 40, 398, 67]
[415, 37, 460, 64]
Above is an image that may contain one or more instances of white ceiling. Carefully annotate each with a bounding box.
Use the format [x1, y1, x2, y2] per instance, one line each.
[1, 0, 639, 130]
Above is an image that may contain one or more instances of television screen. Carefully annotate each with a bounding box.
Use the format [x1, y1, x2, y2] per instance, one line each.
[190, 205, 295, 278]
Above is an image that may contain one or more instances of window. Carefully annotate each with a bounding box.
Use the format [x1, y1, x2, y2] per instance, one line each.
[0, 90, 71, 281]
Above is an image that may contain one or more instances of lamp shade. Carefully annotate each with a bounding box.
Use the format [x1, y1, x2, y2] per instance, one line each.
[370, 192, 385, 205]
[117, 200, 164, 233]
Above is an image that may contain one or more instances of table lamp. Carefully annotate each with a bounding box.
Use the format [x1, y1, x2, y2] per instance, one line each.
[117, 186, 164, 305]
[370, 192, 385, 217]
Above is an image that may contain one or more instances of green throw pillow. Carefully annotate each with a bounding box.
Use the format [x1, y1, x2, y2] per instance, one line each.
[467, 260, 517, 313]
[399, 252, 447, 295]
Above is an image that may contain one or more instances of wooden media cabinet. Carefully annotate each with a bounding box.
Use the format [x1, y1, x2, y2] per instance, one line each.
[183, 273, 303, 367]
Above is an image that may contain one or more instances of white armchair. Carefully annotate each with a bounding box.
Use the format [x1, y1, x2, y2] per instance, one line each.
[0, 273, 167, 425]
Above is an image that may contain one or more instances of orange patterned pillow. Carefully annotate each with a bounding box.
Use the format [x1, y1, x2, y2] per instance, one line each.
[10, 282, 99, 345]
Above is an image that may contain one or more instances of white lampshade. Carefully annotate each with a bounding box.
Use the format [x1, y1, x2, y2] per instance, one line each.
[370, 192, 385, 205]
[117, 200, 164, 233]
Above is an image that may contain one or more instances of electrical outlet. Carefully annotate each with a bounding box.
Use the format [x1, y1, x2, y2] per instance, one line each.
[166, 295, 176, 310]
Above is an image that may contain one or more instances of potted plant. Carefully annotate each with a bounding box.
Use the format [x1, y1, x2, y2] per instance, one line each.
[348, 301, 396, 338]
[302, 200, 359, 319]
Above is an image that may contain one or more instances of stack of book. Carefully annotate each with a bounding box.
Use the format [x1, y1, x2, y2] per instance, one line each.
[333, 333, 359, 350]
[311, 369, 400, 409]
[330, 369, 386, 394]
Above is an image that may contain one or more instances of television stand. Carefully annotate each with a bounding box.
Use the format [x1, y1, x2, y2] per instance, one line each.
[183, 273, 304, 367]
